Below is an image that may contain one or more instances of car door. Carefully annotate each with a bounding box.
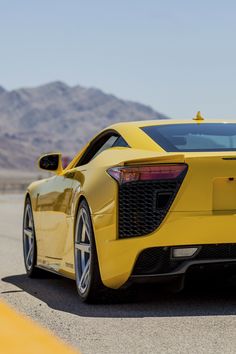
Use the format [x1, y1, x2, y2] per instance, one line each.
[36, 173, 75, 270]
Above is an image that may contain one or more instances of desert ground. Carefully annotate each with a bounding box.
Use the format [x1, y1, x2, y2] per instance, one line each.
[1, 192, 236, 353]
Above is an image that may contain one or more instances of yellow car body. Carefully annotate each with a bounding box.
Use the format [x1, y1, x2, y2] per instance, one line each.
[26, 118, 236, 291]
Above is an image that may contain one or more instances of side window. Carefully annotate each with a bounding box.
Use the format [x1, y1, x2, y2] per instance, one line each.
[77, 132, 127, 167]
[92, 135, 119, 160]
[112, 136, 129, 148]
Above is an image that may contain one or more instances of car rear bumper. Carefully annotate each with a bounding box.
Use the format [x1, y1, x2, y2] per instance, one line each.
[130, 258, 236, 281]
[131, 243, 236, 273]
[94, 211, 236, 289]
[129, 243, 236, 288]
[128, 259, 236, 292]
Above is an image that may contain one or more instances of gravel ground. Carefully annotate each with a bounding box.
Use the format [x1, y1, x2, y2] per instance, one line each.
[1, 194, 236, 353]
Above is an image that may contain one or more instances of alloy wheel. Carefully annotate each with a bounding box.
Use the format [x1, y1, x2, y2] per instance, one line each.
[75, 207, 92, 294]
[23, 203, 35, 271]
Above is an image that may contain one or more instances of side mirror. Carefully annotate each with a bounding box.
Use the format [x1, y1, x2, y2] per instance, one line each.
[38, 153, 63, 174]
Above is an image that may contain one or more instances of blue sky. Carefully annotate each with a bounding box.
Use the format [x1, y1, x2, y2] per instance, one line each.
[1, 0, 236, 119]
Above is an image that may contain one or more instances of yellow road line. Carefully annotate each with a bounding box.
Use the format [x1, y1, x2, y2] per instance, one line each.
[0, 301, 80, 354]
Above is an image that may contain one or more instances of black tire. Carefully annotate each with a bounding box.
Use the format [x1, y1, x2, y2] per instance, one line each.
[23, 197, 45, 278]
[74, 199, 108, 302]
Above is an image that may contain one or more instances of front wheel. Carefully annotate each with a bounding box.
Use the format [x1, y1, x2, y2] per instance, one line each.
[74, 200, 106, 302]
[23, 197, 44, 277]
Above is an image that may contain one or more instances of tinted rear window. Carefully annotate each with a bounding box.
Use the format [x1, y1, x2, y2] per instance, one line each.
[142, 123, 236, 152]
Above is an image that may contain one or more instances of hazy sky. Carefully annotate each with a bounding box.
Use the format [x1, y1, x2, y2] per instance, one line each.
[1, 0, 236, 119]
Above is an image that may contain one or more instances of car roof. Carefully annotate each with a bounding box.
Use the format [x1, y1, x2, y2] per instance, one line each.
[108, 119, 236, 130]
[67, 118, 236, 171]
[102, 119, 236, 152]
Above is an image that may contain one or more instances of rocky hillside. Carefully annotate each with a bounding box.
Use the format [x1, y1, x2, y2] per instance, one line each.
[0, 81, 168, 170]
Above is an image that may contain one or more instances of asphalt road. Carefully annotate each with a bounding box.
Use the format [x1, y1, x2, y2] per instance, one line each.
[1, 194, 236, 354]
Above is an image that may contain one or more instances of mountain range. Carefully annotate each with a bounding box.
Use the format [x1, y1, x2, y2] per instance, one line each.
[0, 81, 169, 170]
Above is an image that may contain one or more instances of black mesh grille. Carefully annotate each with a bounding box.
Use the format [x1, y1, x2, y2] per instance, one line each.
[196, 244, 236, 259]
[132, 244, 236, 275]
[118, 170, 187, 238]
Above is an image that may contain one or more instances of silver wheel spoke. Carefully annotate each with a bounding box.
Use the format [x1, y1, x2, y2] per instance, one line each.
[26, 242, 33, 265]
[81, 223, 87, 242]
[82, 211, 90, 235]
[79, 261, 90, 291]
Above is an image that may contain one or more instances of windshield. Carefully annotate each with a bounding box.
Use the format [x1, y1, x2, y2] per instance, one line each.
[141, 123, 236, 152]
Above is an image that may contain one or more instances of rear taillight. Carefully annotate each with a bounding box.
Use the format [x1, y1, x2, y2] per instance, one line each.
[107, 164, 187, 185]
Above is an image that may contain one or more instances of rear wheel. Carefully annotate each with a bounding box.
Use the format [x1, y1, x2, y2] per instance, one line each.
[74, 200, 106, 302]
[23, 197, 43, 277]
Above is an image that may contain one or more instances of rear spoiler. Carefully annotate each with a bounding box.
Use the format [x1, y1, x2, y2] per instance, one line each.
[123, 153, 185, 166]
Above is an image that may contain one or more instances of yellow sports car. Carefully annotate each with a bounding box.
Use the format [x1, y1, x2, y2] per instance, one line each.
[23, 113, 236, 301]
